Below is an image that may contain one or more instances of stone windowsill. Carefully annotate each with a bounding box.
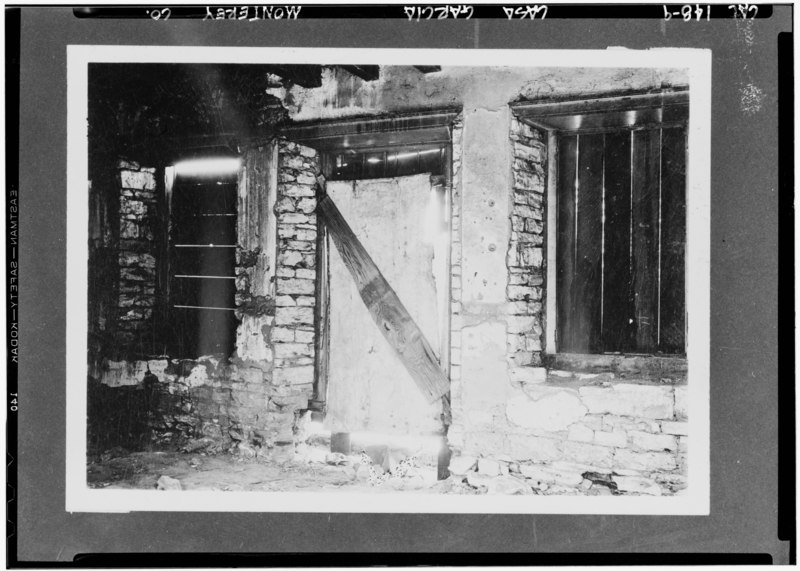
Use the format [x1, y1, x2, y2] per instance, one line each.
[542, 352, 688, 387]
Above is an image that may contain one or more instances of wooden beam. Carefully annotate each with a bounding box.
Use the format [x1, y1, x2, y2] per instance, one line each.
[339, 65, 380, 82]
[269, 65, 323, 88]
[317, 190, 450, 404]
[414, 66, 441, 74]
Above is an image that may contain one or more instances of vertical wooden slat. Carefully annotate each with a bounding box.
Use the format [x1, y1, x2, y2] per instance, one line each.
[658, 126, 687, 353]
[601, 130, 635, 352]
[312, 222, 330, 410]
[556, 135, 578, 352]
[574, 133, 605, 352]
[631, 128, 662, 352]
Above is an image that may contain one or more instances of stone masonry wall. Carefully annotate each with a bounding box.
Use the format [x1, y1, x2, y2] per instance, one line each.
[445, 113, 688, 496]
[91, 141, 321, 459]
[506, 117, 547, 383]
[445, 116, 466, 446]
[114, 160, 159, 353]
[450, 380, 688, 495]
[271, 139, 319, 394]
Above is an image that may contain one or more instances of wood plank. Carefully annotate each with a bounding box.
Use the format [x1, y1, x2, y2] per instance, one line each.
[658, 126, 687, 353]
[340, 65, 380, 82]
[414, 66, 442, 74]
[631, 128, 661, 352]
[556, 135, 578, 352]
[574, 133, 605, 352]
[312, 225, 330, 410]
[318, 193, 450, 403]
[601, 130, 635, 352]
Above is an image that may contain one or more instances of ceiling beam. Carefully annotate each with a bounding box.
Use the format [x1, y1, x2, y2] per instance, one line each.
[339, 65, 381, 82]
[269, 65, 323, 88]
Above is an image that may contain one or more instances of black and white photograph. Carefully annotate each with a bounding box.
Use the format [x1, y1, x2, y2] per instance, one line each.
[10, 3, 793, 564]
[66, 47, 710, 513]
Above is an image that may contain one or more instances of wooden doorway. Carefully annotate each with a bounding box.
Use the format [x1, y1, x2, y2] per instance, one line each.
[322, 174, 451, 437]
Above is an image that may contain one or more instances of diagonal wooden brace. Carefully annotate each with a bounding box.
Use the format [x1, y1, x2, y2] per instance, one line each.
[317, 191, 450, 404]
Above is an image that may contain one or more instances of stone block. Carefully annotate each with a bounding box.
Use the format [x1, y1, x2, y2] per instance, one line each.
[273, 342, 314, 359]
[296, 172, 317, 185]
[296, 198, 316, 213]
[506, 434, 562, 462]
[281, 155, 306, 170]
[614, 449, 677, 472]
[513, 142, 542, 163]
[280, 183, 316, 198]
[274, 196, 296, 214]
[506, 388, 586, 431]
[448, 455, 477, 476]
[602, 415, 660, 433]
[506, 315, 537, 334]
[478, 458, 501, 476]
[630, 431, 678, 452]
[507, 285, 542, 302]
[294, 330, 314, 343]
[119, 169, 156, 191]
[513, 169, 541, 191]
[567, 423, 594, 443]
[464, 431, 506, 456]
[519, 464, 583, 487]
[661, 421, 689, 436]
[466, 472, 494, 490]
[276, 278, 315, 296]
[120, 221, 140, 239]
[275, 295, 296, 307]
[579, 384, 675, 419]
[612, 475, 663, 495]
[273, 366, 314, 386]
[295, 268, 316, 280]
[520, 246, 543, 268]
[524, 218, 544, 234]
[275, 306, 314, 326]
[278, 249, 303, 268]
[581, 415, 604, 431]
[594, 430, 628, 448]
[280, 212, 314, 225]
[270, 327, 295, 343]
[525, 336, 542, 352]
[488, 475, 531, 495]
[674, 385, 688, 420]
[562, 441, 614, 468]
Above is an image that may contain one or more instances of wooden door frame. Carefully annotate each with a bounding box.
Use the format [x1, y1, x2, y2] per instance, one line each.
[282, 109, 459, 415]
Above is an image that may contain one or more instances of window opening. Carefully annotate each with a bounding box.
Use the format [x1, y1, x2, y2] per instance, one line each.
[165, 160, 239, 358]
[555, 124, 686, 355]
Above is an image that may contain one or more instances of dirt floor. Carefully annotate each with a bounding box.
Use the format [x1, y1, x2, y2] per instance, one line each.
[86, 445, 479, 494]
[86, 443, 625, 496]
